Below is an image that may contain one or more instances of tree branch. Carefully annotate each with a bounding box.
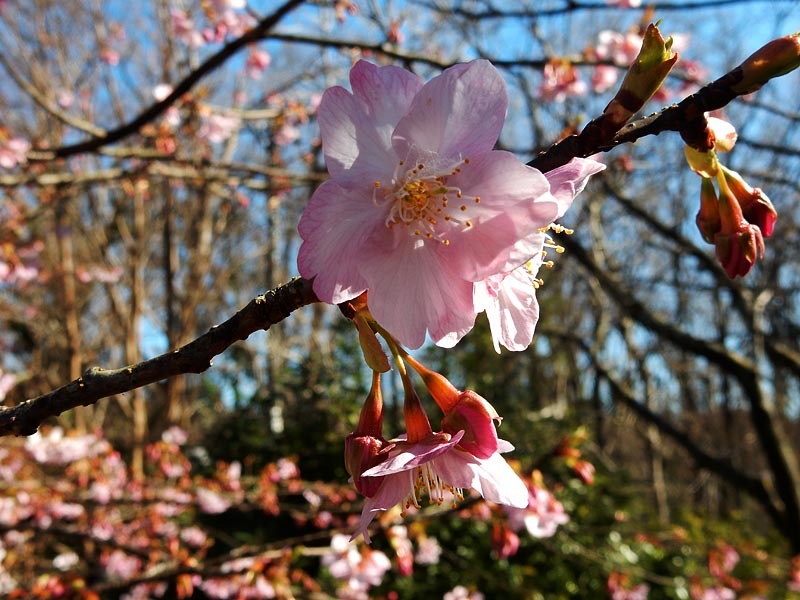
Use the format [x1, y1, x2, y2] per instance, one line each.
[0, 277, 319, 437]
[27, 0, 305, 161]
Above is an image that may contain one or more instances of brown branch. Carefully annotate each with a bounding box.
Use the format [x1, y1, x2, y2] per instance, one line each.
[528, 38, 794, 173]
[27, 0, 305, 162]
[0, 277, 319, 437]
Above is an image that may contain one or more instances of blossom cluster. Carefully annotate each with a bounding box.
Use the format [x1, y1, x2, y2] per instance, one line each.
[686, 116, 778, 277]
[298, 59, 603, 352]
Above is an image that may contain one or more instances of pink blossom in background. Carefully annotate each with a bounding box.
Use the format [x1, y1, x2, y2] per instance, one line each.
[539, 60, 587, 102]
[100, 47, 120, 66]
[607, 0, 642, 6]
[162, 425, 188, 445]
[25, 427, 110, 465]
[0, 370, 15, 402]
[592, 64, 621, 93]
[692, 586, 736, 600]
[299, 59, 580, 348]
[153, 83, 173, 102]
[56, 89, 75, 108]
[415, 535, 442, 565]
[171, 9, 204, 48]
[322, 533, 391, 599]
[388, 525, 414, 575]
[180, 526, 209, 548]
[76, 264, 124, 283]
[506, 485, 569, 538]
[198, 112, 241, 144]
[444, 585, 485, 600]
[196, 488, 231, 514]
[246, 47, 271, 79]
[102, 550, 142, 581]
[0, 545, 18, 595]
[52, 551, 80, 571]
[273, 122, 301, 146]
[0, 137, 30, 169]
[608, 572, 650, 600]
[208, 0, 246, 10]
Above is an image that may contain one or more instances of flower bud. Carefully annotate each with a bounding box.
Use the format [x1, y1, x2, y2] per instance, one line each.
[604, 23, 678, 126]
[714, 183, 765, 278]
[707, 117, 737, 152]
[723, 168, 777, 237]
[345, 434, 385, 497]
[695, 177, 721, 244]
[440, 390, 500, 459]
[732, 32, 800, 95]
[345, 372, 387, 497]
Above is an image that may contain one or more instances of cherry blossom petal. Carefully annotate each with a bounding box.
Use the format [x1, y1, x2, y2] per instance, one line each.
[434, 449, 529, 508]
[392, 60, 507, 160]
[349, 60, 424, 142]
[297, 178, 388, 303]
[480, 268, 541, 353]
[361, 432, 463, 477]
[361, 241, 476, 348]
[544, 157, 606, 217]
[317, 86, 397, 177]
[445, 152, 557, 280]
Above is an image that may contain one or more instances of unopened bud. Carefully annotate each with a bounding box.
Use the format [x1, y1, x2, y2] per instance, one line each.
[723, 168, 777, 237]
[714, 182, 765, 278]
[733, 32, 800, 95]
[696, 177, 721, 244]
[707, 117, 737, 152]
[345, 434, 386, 497]
[604, 23, 679, 125]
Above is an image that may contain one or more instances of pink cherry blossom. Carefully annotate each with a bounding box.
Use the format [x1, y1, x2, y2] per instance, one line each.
[25, 427, 110, 465]
[415, 536, 442, 565]
[506, 485, 569, 538]
[198, 112, 241, 144]
[0, 370, 15, 402]
[444, 586, 485, 600]
[246, 47, 271, 79]
[473, 158, 604, 352]
[607, 0, 642, 7]
[196, 488, 231, 514]
[595, 30, 643, 66]
[539, 60, 588, 102]
[171, 9, 205, 48]
[354, 431, 528, 541]
[0, 137, 30, 169]
[298, 59, 567, 349]
[322, 533, 391, 597]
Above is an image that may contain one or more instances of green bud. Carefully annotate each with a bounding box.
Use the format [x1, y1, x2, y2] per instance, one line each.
[604, 23, 679, 126]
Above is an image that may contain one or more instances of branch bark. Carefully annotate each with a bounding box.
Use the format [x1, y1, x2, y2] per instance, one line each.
[0, 277, 319, 437]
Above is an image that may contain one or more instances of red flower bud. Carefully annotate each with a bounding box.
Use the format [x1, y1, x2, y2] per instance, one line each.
[696, 177, 721, 244]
